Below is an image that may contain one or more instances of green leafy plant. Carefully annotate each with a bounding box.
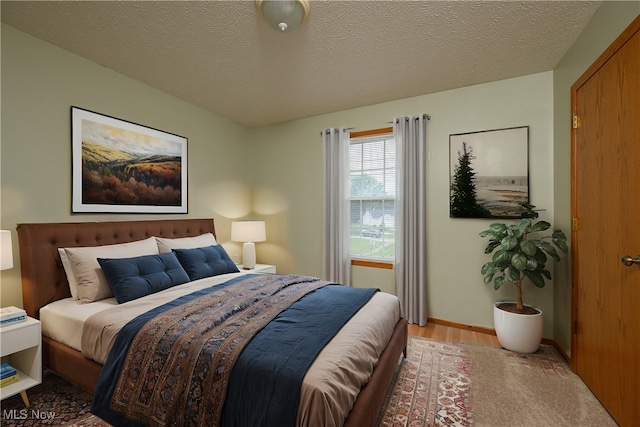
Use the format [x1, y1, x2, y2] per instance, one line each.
[480, 218, 568, 314]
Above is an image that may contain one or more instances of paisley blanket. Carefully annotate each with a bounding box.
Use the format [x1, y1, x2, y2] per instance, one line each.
[90, 274, 377, 427]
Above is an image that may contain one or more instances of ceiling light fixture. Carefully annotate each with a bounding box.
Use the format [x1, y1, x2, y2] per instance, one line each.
[256, 0, 310, 33]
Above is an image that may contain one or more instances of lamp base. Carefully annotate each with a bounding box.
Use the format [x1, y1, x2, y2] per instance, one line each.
[242, 242, 256, 269]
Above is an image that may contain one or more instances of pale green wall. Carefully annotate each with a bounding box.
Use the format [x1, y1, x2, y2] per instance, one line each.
[0, 25, 253, 307]
[552, 2, 640, 355]
[249, 71, 558, 335]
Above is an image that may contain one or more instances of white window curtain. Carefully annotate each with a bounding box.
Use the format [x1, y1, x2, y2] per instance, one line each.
[394, 115, 429, 325]
[321, 128, 351, 285]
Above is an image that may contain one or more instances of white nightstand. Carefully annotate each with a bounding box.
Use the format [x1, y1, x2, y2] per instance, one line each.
[0, 316, 42, 407]
[237, 263, 276, 274]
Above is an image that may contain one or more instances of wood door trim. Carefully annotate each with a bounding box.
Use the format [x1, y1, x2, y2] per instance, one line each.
[570, 15, 640, 373]
[572, 16, 640, 91]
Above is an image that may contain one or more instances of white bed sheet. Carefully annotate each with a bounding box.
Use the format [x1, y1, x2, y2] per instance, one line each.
[40, 297, 118, 351]
[40, 271, 251, 351]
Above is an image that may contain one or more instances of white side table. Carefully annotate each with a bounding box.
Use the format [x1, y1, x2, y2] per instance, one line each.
[0, 316, 42, 407]
[237, 263, 276, 274]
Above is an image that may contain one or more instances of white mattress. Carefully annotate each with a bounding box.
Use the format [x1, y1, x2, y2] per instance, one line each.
[40, 271, 252, 351]
[40, 296, 118, 351]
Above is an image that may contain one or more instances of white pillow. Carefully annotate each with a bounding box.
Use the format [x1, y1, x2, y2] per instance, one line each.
[154, 233, 217, 254]
[63, 237, 159, 303]
[58, 248, 79, 299]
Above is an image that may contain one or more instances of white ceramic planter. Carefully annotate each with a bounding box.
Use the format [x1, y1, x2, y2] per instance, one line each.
[493, 302, 543, 353]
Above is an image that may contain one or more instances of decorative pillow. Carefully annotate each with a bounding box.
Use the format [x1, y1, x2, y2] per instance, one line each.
[97, 252, 191, 304]
[155, 233, 217, 254]
[173, 245, 239, 281]
[58, 248, 79, 299]
[63, 237, 159, 303]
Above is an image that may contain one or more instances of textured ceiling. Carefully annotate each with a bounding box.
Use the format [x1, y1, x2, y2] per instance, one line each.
[1, 1, 601, 128]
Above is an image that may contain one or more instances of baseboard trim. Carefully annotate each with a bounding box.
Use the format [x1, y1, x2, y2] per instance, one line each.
[427, 317, 497, 336]
[542, 338, 571, 363]
[427, 317, 572, 364]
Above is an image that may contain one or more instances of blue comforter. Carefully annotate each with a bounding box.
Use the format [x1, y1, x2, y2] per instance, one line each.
[91, 274, 377, 427]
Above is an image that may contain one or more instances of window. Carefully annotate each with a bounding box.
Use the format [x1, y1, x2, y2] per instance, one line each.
[349, 128, 395, 261]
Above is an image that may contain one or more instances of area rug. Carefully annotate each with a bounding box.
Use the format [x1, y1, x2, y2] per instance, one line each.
[378, 336, 617, 427]
[377, 337, 473, 426]
[0, 370, 108, 426]
[1, 338, 616, 426]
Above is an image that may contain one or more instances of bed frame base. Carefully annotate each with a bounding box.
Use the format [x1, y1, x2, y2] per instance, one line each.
[43, 337, 102, 393]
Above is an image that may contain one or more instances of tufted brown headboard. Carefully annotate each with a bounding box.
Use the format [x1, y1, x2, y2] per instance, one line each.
[17, 218, 216, 318]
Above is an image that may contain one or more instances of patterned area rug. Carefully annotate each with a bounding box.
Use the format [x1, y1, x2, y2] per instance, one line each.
[378, 336, 617, 427]
[377, 337, 473, 426]
[1, 337, 616, 426]
[0, 370, 108, 426]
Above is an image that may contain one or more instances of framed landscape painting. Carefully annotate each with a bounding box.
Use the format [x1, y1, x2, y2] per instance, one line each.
[449, 126, 529, 219]
[71, 107, 188, 213]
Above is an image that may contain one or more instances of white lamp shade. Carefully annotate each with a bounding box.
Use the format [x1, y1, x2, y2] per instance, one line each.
[1, 230, 14, 270]
[231, 221, 266, 243]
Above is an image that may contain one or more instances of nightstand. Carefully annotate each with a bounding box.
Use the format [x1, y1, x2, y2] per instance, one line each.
[0, 316, 42, 407]
[237, 263, 277, 274]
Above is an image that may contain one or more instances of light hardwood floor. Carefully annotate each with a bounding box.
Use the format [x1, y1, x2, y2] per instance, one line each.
[408, 322, 501, 348]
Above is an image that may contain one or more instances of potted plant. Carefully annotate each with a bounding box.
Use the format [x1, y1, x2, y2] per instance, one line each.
[479, 216, 568, 353]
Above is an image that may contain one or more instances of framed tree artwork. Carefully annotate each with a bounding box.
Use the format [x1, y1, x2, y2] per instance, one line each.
[449, 126, 529, 219]
[71, 107, 188, 213]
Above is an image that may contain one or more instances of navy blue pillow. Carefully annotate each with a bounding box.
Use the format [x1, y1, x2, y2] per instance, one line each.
[172, 245, 239, 281]
[98, 252, 191, 304]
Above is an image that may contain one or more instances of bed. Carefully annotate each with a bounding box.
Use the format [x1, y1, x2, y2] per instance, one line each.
[17, 218, 407, 427]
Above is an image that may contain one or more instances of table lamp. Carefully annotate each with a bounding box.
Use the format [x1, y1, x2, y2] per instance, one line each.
[231, 221, 266, 269]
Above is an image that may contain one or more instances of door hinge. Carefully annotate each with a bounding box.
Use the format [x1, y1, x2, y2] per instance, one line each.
[572, 114, 581, 129]
[573, 320, 578, 335]
[572, 217, 580, 232]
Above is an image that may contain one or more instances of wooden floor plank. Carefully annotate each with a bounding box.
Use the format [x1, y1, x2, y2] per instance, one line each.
[408, 323, 501, 348]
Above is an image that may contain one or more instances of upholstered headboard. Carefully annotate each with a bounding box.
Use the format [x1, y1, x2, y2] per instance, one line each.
[17, 218, 216, 318]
